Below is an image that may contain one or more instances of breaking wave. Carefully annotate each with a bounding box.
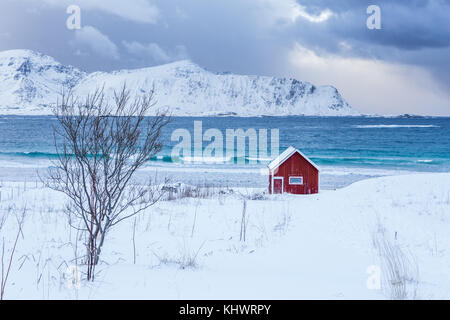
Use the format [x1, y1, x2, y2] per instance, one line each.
[353, 124, 439, 129]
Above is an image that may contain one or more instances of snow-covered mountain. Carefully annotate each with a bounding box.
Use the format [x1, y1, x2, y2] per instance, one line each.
[0, 50, 359, 116]
[0, 50, 85, 114]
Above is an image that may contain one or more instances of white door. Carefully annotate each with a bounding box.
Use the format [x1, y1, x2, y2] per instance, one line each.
[272, 177, 284, 194]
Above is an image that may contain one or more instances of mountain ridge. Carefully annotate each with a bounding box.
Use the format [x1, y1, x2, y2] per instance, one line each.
[0, 49, 360, 116]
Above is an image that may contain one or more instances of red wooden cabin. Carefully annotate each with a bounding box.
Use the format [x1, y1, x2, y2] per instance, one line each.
[268, 146, 319, 195]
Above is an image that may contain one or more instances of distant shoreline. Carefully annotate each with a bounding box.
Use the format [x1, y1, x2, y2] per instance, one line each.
[1, 113, 450, 118]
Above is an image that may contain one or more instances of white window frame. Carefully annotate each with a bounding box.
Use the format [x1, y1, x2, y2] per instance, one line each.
[289, 176, 304, 185]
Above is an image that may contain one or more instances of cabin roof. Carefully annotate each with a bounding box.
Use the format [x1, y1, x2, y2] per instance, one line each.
[268, 146, 320, 172]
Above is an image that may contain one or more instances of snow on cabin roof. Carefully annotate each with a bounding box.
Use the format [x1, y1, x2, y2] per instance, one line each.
[268, 146, 320, 172]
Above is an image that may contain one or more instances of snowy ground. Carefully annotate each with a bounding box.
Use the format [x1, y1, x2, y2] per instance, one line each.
[0, 172, 449, 299]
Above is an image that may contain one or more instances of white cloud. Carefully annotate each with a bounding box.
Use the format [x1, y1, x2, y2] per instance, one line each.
[289, 43, 450, 116]
[123, 41, 188, 64]
[39, 0, 159, 24]
[256, 0, 333, 26]
[291, 4, 333, 23]
[72, 26, 119, 60]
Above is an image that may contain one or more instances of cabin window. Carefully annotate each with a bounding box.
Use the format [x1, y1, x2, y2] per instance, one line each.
[289, 176, 303, 185]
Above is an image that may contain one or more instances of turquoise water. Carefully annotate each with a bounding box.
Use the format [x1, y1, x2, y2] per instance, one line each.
[0, 116, 449, 173]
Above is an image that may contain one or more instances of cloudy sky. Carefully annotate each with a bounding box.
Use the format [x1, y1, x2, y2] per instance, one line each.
[1, 0, 449, 115]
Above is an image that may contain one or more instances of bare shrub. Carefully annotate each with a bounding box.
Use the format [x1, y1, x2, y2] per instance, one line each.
[373, 228, 419, 300]
[46, 85, 170, 281]
[176, 246, 202, 270]
[0, 209, 7, 232]
[190, 200, 200, 238]
[163, 183, 218, 201]
[273, 208, 291, 235]
[238, 189, 267, 201]
[240, 200, 248, 242]
[1, 207, 26, 300]
[153, 241, 205, 270]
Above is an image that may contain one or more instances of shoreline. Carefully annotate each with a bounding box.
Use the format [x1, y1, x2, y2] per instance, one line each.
[0, 162, 441, 190]
[2, 113, 450, 118]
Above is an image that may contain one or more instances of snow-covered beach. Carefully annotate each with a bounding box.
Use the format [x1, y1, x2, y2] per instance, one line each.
[1, 171, 449, 299]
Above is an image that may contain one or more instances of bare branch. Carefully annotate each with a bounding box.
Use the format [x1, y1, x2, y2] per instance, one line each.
[45, 85, 170, 281]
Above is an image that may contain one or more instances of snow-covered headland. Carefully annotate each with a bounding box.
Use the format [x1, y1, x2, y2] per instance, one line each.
[0, 49, 359, 116]
[0, 172, 449, 299]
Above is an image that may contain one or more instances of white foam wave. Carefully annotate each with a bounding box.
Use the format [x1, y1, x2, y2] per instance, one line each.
[353, 124, 439, 129]
[246, 157, 274, 162]
[181, 156, 232, 163]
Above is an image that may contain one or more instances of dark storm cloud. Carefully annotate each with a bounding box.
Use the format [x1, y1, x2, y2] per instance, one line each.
[2, 0, 449, 71]
[302, 0, 450, 50]
[287, 0, 450, 96]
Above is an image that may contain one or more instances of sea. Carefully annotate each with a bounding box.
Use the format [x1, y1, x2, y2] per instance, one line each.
[0, 116, 449, 189]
